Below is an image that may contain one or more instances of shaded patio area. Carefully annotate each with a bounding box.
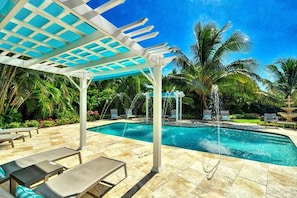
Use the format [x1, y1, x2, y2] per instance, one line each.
[1, 120, 297, 197]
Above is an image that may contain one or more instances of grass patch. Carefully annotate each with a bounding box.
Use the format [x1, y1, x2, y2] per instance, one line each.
[232, 119, 261, 124]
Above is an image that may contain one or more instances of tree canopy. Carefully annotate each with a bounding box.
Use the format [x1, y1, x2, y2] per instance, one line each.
[171, 21, 262, 114]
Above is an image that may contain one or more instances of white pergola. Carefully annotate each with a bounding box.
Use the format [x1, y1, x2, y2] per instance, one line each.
[145, 91, 185, 123]
[0, 0, 175, 173]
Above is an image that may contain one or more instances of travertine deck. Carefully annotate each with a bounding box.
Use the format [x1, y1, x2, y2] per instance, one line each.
[1, 120, 297, 197]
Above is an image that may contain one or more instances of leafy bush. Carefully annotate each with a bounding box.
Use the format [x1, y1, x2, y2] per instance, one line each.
[55, 118, 69, 125]
[231, 113, 259, 119]
[87, 110, 100, 121]
[69, 115, 80, 123]
[24, 120, 40, 127]
[41, 119, 56, 127]
[56, 111, 80, 124]
[0, 117, 4, 128]
[182, 114, 196, 119]
[6, 122, 22, 128]
[243, 113, 260, 119]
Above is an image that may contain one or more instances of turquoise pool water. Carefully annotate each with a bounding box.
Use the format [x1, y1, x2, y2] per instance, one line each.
[88, 122, 297, 166]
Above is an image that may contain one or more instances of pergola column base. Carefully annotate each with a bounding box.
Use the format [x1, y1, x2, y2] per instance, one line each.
[151, 166, 162, 173]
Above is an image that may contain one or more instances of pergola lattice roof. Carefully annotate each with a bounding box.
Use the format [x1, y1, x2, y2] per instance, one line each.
[0, 0, 174, 81]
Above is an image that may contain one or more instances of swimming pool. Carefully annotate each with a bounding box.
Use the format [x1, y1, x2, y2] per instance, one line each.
[88, 122, 297, 166]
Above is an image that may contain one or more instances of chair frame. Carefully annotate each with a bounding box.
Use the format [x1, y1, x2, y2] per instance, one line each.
[0, 134, 25, 148]
[110, 109, 120, 120]
[34, 156, 127, 198]
[1, 127, 39, 138]
[125, 108, 136, 119]
[0, 147, 82, 184]
[202, 110, 212, 121]
[264, 113, 278, 127]
[220, 110, 231, 121]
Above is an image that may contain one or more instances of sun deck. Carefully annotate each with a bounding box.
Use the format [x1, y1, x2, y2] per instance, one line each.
[1, 120, 297, 197]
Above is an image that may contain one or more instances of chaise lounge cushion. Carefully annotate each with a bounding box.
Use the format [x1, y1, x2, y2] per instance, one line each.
[222, 115, 230, 120]
[204, 114, 211, 120]
[0, 167, 5, 178]
[34, 156, 127, 198]
[15, 185, 42, 198]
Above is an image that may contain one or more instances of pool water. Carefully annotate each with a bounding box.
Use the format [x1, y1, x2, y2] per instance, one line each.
[88, 122, 297, 166]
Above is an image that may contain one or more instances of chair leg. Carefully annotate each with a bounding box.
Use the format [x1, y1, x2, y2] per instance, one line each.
[9, 140, 14, 148]
[78, 152, 83, 164]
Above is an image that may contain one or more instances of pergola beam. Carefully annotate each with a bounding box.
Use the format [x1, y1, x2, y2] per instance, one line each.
[126, 26, 154, 38]
[26, 31, 105, 68]
[61, 51, 137, 74]
[95, 0, 125, 14]
[133, 32, 159, 42]
[119, 18, 149, 32]
[87, 62, 151, 77]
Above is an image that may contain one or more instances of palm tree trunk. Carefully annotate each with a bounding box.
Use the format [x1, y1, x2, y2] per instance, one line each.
[0, 65, 17, 116]
[202, 95, 209, 110]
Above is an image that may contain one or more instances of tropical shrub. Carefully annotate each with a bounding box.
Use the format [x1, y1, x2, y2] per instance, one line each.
[231, 113, 259, 119]
[0, 117, 4, 128]
[69, 115, 80, 124]
[182, 114, 196, 119]
[41, 119, 56, 127]
[55, 118, 69, 125]
[56, 110, 79, 124]
[24, 120, 40, 127]
[6, 122, 22, 128]
[87, 110, 100, 121]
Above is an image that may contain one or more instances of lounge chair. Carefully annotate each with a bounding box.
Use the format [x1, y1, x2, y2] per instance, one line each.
[202, 110, 212, 121]
[110, 109, 120, 120]
[0, 187, 14, 198]
[33, 156, 127, 198]
[0, 127, 39, 138]
[221, 110, 231, 121]
[0, 134, 25, 148]
[125, 108, 136, 119]
[264, 113, 278, 127]
[0, 147, 82, 184]
[169, 109, 177, 120]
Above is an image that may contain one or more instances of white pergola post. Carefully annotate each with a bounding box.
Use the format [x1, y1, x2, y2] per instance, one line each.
[146, 92, 150, 123]
[152, 64, 162, 173]
[180, 93, 183, 120]
[79, 77, 88, 149]
[175, 93, 179, 123]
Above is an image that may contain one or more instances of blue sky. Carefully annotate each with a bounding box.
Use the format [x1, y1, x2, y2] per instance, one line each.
[102, 0, 297, 80]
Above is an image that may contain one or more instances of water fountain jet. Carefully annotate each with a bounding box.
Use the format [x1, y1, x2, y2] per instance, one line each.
[203, 85, 221, 180]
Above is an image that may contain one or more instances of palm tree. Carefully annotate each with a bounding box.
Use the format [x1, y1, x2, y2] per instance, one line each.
[172, 21, 262, 111]
[266, 58, 297, 98]
[0, 64, 78, 124]
[31, 74, 78, 119]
